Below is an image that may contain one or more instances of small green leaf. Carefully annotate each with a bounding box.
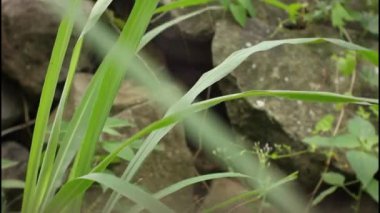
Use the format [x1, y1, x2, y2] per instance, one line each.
[335, 51, 356, 76]
[356, 12, 379, 35]
[331, 3, 354, 29]
[360, 67, 379, 88]
[362, 135, 378, 151]
[237, 0, 256, 17]
[1, 159, 18, 170]
[313, 114, 335, 134]
[346, 151, 378, 187]
[102, 142, 135, 161]
[330, 134, 360, 148]
[322, 172, 345, 186]
[365, 179, 379, 202]
[229, 3, 247, 27]
[105, 117, 133, 128]
[348, 116, 377, 140]
[1, 179, 25, 189]
[357, 106, 371, 119]
[370, 104, 379, 118]
[286, 3, 305, 22]
[303, 136, 331, 147]
[102, 127, 122, 136]
[219, 0, 230, 8]
[312, 186, 338, 206]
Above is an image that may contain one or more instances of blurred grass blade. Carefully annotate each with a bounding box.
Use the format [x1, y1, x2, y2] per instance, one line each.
[68, 0, 158, 181]
[1, 159, 18, 170]
[106, 37, 378, 211]
[129, 172, 251, 213]
[139, 6, 222, 50]
[21, 0, 81, 212]
[2, 179, 25, 189]
[45, 173, 174, 213]
[50, 89, 377, 212]
[154, 0, 215, 14]
[80, 0, 114, 37]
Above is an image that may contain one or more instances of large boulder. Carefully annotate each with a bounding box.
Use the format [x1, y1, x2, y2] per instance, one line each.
[1, 0, 94, 96]
[212, 18, 378, 190]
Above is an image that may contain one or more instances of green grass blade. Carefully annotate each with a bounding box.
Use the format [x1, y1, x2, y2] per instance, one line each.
[203, 172, 298, 213]
[35, 37, 85, 210]
[80, 0, 114, 37]
[48, 89, 377, 213]
[139, 6, 222, 50]
[43, 0, 158, 210]
[68, 0, 158, 180]
[35, 0, 116, 209]
[21, 0, 81, 212]
[154, 0, 215, 14]
[45, 173, 174, 213]
[129, 172, 251, 213]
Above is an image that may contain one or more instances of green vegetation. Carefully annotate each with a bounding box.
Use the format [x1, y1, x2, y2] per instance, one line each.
[2, 0, 376, 212]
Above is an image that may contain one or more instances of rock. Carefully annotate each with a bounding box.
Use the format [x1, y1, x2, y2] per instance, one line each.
[1, 141, 29, 181]
[156, 0, 223, 42]
[212, 18, 378, 190]
[1, 76, 24, 130]
[60, 72, 197, 211]
[1, 0, 94, 96]
[200, 178, 277, 213]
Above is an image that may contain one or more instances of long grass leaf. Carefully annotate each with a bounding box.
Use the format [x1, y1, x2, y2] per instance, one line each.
[130, 172, 251, 213]
[105, 38, 378, 211]
[48, 89, 377, 212]
[43, 1, 159, 211]
[36, 0, 116, 209]
[154, 0, 215, 14]
[21, 0, 81, 212]
[139, 6, 222, 50]
[203, 172, 298, 213]
[45, 173, 174, 213]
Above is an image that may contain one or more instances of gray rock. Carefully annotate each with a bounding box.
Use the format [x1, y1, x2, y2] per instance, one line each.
[212, 18, 378, 189]
[199, 178, 276, 213]
[1, 76, 24, 130]
[158, 0, 222, 42]
[1, 0, 94, 96]
[1, 141, 29, 181]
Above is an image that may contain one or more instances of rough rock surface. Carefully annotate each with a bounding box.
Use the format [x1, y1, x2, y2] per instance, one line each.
[212, 18, 378, 189]
[1, 76, 24, 130]
[1, 0, 94, 96]
[1, 141, 29, 181]
[61, 73, 197, 212]
[200, 178, 277, 213]
[158, 0, 222, 42]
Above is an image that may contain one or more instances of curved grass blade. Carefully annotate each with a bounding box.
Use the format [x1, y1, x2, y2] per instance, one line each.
[203, 172, 298, 213]
[48, 88, 377, 212]
[35, 0, 118, 209]
[154, 0, 215, 14]
[21, 0, 82, 212]
[129, 172, 251, 213]
[43, 1, 159, 211]
[107, 38, 378, 211]
[45, 173, 174, 213]
[139, 6, 222, 50]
